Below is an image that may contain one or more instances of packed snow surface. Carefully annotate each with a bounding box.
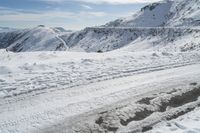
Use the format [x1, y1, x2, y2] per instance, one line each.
[0, 49, 200, 133]
[148, 107, 200, 133]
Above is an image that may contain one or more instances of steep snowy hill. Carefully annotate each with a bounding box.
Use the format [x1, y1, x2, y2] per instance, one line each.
[0, 26, 68, 52]
[105, 0, 200, 27]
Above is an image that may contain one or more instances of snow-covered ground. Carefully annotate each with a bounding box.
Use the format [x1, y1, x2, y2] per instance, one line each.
[148, 107, 200, 133]
[0, 49, 200, 133]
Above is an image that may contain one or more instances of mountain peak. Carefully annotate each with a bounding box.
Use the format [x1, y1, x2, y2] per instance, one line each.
[104, 0, 200, 28]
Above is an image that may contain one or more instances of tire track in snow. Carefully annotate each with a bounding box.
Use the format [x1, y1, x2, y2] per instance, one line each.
[1, 64, 200, 133]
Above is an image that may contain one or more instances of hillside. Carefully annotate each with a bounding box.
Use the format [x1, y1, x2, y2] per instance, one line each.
[0, 26, 69, 52]
[105, 0, 200, 27]
[62, 27, 200, 52]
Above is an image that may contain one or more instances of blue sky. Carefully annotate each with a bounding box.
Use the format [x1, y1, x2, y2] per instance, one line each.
[0, 0, 158, 30]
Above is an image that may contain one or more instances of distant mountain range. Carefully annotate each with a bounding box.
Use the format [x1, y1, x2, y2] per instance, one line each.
[0, 27, 17, 33]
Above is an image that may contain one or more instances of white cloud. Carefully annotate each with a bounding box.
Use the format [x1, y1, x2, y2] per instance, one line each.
[0, 8, 107, 21]
[80, 11, 106, 17]
[36, 0, 160, 4]
[81, 4, 93, 10]
[76, 0, 159, 4]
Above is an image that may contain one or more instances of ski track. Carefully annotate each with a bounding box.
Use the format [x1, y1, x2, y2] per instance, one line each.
[52, 28, 69, 50]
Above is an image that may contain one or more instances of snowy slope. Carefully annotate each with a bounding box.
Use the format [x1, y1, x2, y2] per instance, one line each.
[105, 0, 200, 27]
[105, 1, 173, 27]
[61, 27, 200, 52]
[3, 26, 200, 53]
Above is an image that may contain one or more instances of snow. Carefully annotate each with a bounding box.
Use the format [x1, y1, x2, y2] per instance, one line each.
[52, 27, 72, 34]
[105, 1, 173, 27]
[148, 107, 200, 133]
[104, 0, 200, 28]
[0, 49, 200, 133]
[0, 26, 68, 52]
[60, 27, 200, 52]
[2, 26, 200, 53]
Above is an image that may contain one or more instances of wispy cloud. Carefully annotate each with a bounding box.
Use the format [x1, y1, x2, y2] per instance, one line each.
[81, 4, 93, 10]
[0, 7, 106, 21]
[37, 0, 159, 4]
[76, 0, 159, 4]
[0, 0, 148, 29]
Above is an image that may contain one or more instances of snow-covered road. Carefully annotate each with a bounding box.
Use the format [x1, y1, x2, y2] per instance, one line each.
[43, 64, 200, 133]
[0, 50, 200, 133]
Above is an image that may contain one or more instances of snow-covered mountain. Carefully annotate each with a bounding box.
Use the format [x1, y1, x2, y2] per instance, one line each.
[0, 0, 200, 52]
[52, 27, 72, 34]
[61, 0, 200, 52]
[61, 27, 200, 52]
[105, 0, 200, 27]
[2, 26, 200, 53]
[0, 26, 69, 52]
